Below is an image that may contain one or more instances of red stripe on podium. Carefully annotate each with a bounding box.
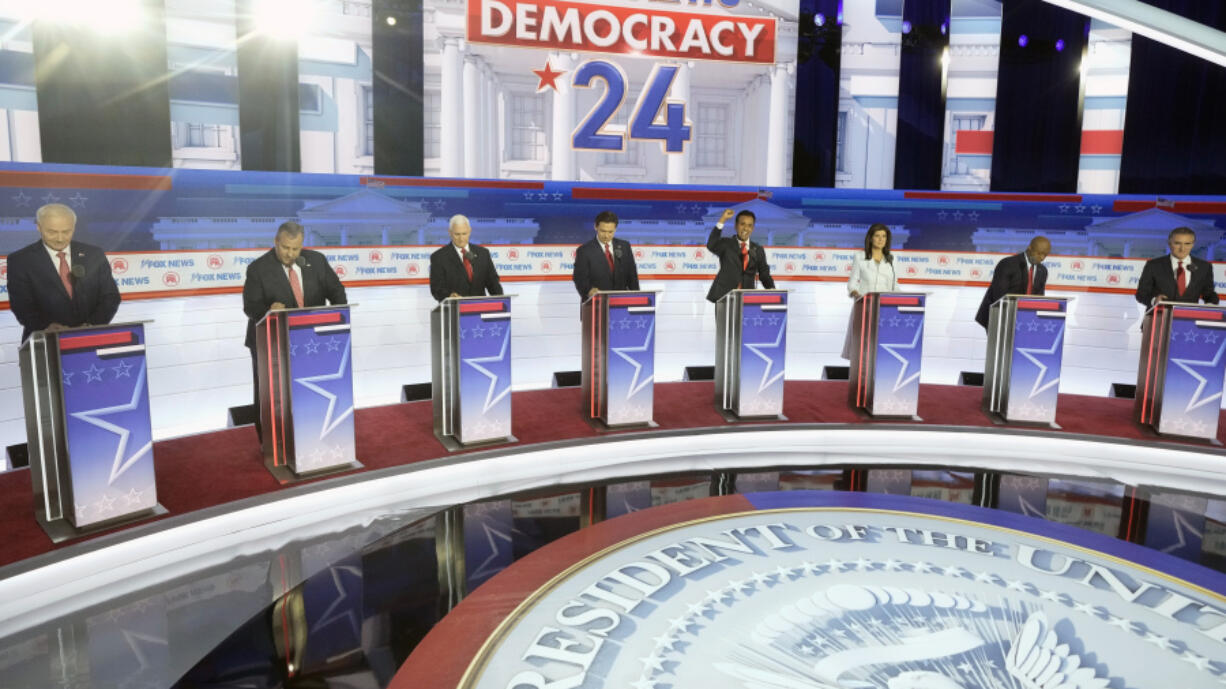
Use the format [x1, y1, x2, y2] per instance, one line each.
[287, 312, 343, 327]
[1172, 308, 1223, 320]
[608, 296, 649, 306]
[742, 294, 783, 304]
[459, 301, 506, 314]
[59, 331, 134, 351]
[879, 296, 920, 306]
[1017, 300, 1061, 311]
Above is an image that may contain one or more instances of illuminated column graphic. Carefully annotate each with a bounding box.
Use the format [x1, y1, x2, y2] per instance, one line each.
[440, 37, 464, 177]
[766, 62, 792, 187]
[754, 74, 771, 183]
[483, 63, 498, 177]
[666, 61, 691, 185]
[463, 55, 482, 177]
[549, 51, 575, 180]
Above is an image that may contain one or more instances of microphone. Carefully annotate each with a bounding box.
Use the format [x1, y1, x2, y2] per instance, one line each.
[70, 264, 86, 279]
[295, 256, 308, 268]
[614, 245, 623, 260]
[1187, 261, 1196, 273]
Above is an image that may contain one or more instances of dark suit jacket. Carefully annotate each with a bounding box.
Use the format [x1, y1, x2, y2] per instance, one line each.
[1135, 254, 1219, 307]
[975, 252, 1047, 328]
[572, 237, 640, 299]
[242, 248, 347, 348]
[705, 226, 775, 303]
[429, 243, 503, 301]
[7, 240, 121, 341]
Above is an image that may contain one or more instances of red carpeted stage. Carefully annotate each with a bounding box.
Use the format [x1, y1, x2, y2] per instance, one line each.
[0, 380, 1222, 569]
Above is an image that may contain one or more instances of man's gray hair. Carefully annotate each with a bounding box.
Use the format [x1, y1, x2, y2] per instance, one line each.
[36, 203, 77, 226]
[449, 214, 472, 231]
[276, 220, 305, 239]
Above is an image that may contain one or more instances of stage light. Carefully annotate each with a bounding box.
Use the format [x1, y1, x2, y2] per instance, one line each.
[1042, 0, 1226, 69]
[251, 0, 318, 39]
[1018, 34, 1028, 47]
[940, 47, 950, 70]
[815, 13, 825, 27]
[1055, 38, 1065, 52]
[34, 0, 145, 34]
[901, 20, 911, 34]
[386, 15, 397, 26]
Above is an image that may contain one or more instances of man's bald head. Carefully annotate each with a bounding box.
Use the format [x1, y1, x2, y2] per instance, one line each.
[1026, 236, 1051, 264]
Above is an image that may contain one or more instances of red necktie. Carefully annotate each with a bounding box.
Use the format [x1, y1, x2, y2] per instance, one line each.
[288, 265, 304, 308]
[57, 251, 73, 298]
[1026, 264, 1034, 295]
[604, 243, 614, 273]
[741, 242, 748, 272]
[1177, 262, 1187, 296]
[463, 248, 474, 282]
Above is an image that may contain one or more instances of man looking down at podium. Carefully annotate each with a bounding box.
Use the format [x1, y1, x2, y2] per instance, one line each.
[974, 235, 1050, 329]
[1135, 227, 1219, 306]
[430, 214, 503, 300]
[243, 221, 347, 442]
[7, 203, 120, 342]
[706, 207, 775, 303]
[573, 210, 639, 299]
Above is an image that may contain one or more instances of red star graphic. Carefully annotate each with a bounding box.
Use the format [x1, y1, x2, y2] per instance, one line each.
[533, 59, 565, 93]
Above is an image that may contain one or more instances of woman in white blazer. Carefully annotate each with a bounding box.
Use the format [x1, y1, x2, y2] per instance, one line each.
[841, 223, 900, 359]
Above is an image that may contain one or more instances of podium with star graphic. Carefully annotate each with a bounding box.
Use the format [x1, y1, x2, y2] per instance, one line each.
[1135, 302, 1226, 443]
[982, 295, 1070, 428]
[715, 289, 788, 422]
[432, 296, 516, 451]
[18, 322, 166, 542]
[848, 292, 926, 420]
[582, 290, 660, 431]
[255, 305, 363, 482]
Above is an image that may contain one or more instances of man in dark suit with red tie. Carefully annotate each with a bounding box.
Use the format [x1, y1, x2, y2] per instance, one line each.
[7, 203, 120, 342]
[572, 210, 639, 300]
[242, 221, 347, 442]
[429, 214, 503, 301]
[975, 236, 1051, 329]
[706, 207, 775, 303]
[1135, 227, 1219, 307]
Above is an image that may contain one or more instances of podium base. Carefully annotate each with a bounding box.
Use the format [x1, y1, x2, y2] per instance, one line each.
[434, 431, 518, 453]
[264, 458, 365, 485]
[717, 408, 787, 423]
[984, 411, 1061, 430]
[1137, 423, 1223, 446]
[853, 406, 922, 422]
[585, 417, 659, 433]
[35, 503, 169, 544]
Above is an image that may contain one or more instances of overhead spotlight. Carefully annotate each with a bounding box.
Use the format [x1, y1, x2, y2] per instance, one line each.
[252, 0, 318, 40]
[815, 13, 825, 27]
[35, 0, 144, 35]
[386, 15, 397, 26]
[1017, 34, 1029, 48]
[1055, 38, 1065, 52]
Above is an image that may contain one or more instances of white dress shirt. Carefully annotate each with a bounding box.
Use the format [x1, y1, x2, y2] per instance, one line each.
[44, 242, 71, 270]
[847, 255, 899, 296]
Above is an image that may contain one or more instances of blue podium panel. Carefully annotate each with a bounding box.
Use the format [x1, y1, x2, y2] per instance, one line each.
[457, 297, 512, 444]
[735, 292, 788, 418]
[286, 309, 356, 474]
[1005, 299, 1067, 424]
[59, 325, 157, 528]
[588, 291, 657, 426]
[855, 293, 925, 417]
[1141, 306, 1226, 440]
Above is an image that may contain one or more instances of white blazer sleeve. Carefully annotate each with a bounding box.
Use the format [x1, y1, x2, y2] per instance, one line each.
[888, 260, 900, 291]
[847, 259, 863, 297]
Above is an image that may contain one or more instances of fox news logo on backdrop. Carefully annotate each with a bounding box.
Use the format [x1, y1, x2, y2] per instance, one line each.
[456, 503, 1226, 689]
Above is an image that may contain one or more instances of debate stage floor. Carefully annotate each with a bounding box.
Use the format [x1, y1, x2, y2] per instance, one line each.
[2, 379, 1224, 570]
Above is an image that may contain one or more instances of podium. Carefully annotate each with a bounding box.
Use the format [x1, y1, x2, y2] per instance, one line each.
[714, 289, 788, 421]
[255, 305, 363, 482]
[582, 290, 659, 430]
[1135, 302, 1226, 443]
[18, 322, 166, 541]
[432, 296, 516, 450]
[848, 292, 926, 419]
[982, 295, 1070, 428]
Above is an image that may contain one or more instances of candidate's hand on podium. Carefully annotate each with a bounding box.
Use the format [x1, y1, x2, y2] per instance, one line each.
[1155, 294, 1169, 304]
[850, 290, 861, 299]
[588, 287, 600, 297]
[718, 208, 736, 225]
[269, 301, 286, 311]
[449, 292, 460, 299]
[44, 323, 66, 333]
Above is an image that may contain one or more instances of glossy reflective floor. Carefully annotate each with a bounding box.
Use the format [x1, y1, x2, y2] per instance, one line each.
[1, 469, 1224, 689]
